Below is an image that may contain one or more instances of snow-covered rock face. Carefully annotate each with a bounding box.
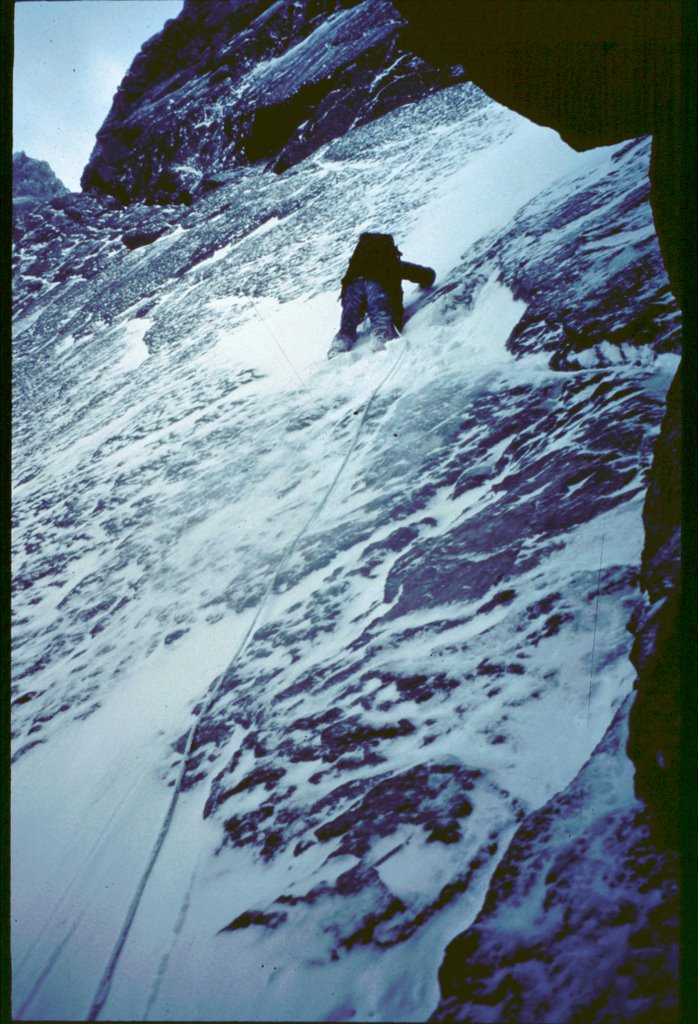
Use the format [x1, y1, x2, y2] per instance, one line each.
[81, 0, 464, 203]
[12, 76, 680, 1024]
[13, 152, 69, 231]
[431, 698, 680, 1023]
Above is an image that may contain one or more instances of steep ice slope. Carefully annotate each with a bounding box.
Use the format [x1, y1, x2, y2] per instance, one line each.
[12, 84, 679, 1021]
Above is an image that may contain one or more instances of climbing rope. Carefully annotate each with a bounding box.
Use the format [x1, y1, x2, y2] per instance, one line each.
[250, 298, 309, 391]
[85, 330, 408, 1020]
[587, 533, 605, 724]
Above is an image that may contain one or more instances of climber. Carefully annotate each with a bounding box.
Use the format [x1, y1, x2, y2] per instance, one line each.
[327, 233, 435, 358]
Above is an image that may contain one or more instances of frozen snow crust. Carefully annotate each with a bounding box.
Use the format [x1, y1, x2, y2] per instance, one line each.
[12, 84, 680, 1021]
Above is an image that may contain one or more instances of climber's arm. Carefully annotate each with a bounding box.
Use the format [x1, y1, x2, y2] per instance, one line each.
[400, 261, 436, 288]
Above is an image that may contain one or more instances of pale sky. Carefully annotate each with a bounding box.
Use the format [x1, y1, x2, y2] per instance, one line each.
[13, 0, 184, 192]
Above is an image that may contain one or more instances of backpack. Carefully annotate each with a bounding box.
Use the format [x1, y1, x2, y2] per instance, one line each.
[342, 233, 404, 323]
[345, 233, 401, 279]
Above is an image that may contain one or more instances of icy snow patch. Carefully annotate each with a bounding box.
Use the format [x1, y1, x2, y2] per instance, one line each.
[116, 317, 152, 372]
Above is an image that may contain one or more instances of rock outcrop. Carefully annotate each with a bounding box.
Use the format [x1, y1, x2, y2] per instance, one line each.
[12, 151, 69, 237]
[391, 0, 683, 302]
[431, 698, 680, 1023]
[627, 367, 681, 848]
[81, 0, 464, 204]
[13, 151, 69, 203]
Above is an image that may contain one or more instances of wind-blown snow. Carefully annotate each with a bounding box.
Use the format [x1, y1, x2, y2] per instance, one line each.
[12, 83, 678, 1021]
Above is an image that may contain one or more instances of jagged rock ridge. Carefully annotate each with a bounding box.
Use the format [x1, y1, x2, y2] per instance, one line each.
[13, 151, 69, 202]
[81, 0, 465, 204]
[12, 151, 69, 238]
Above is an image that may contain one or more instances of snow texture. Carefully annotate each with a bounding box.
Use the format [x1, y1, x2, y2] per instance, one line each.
[12, 82, 679, 1021]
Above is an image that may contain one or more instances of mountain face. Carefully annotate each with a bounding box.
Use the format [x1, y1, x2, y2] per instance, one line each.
[81, 0, 465, 204]
[12, 3, 681, 1022]
[13, 151, 69, 210]
[389, 2, 684, 869]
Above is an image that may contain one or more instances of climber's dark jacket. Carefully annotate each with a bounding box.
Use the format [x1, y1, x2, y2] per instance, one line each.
[341, 233, 435, 330]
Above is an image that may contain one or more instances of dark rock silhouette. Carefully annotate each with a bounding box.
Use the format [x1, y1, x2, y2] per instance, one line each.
[391, 0, 683, 302]
[627, 367, 681, 847]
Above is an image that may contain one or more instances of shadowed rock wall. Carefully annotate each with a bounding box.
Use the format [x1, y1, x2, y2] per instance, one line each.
[391, 0, 682, 301]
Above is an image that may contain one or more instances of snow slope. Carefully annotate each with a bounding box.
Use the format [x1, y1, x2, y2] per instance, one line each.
[12, 83, 679, 1021]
